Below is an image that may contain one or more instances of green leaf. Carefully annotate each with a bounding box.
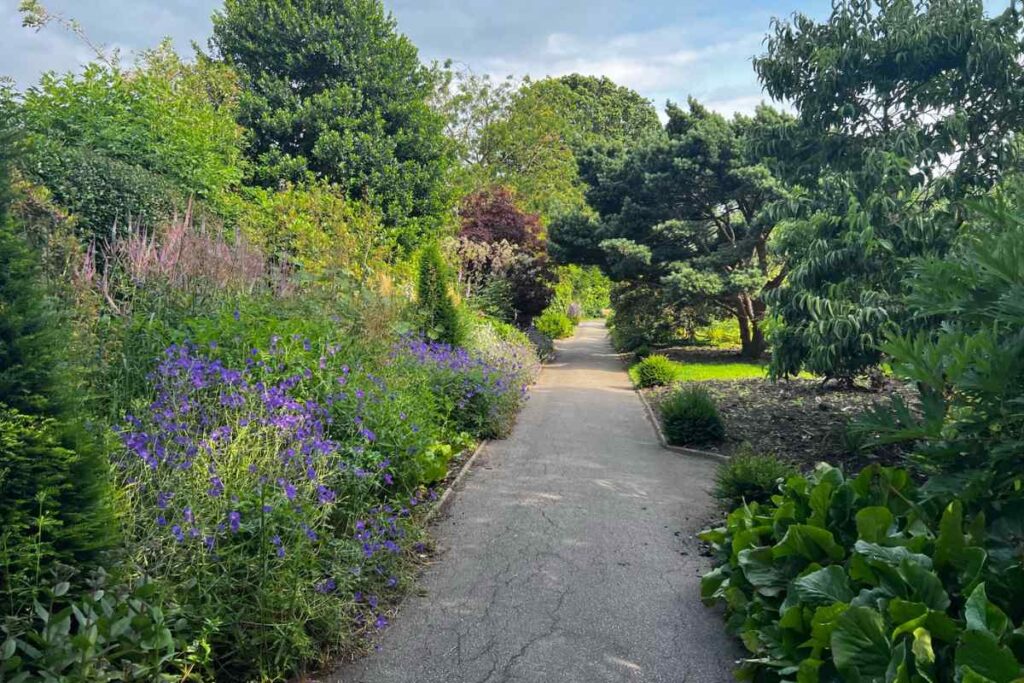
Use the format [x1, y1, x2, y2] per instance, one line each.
[886, 641, 910, 683]
[831, 606, 892, 680]
[897, 559, 949, 611]
[856, 506, 894, 543]
[955, 631, 1022, 683]
[964, 584, 1009, 639]
[809, 481, 834, 528]
[738, 547, 786, 594]
[773, 524, 846, 562]
[912, 628, 936, 683]
[934, 501, 966, 570]
[793, 566, 855, 605]
[808, 602, 849, 650]
[798, 658, 824, 683]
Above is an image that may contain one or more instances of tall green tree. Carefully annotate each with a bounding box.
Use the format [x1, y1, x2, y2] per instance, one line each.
[553, 100, 789, 357]
[211, 0, 452, 249]
[754, 0, 1024, 380]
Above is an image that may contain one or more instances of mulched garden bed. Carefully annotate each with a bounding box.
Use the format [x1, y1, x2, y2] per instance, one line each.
[642, 378, 914, 471]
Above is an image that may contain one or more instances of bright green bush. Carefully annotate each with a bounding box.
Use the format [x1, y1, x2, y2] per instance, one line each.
[629, 354, 685, 388]
[534, 308, 575, 339]
[659, 386, 725, 447]
[712, 447, 795, 508]
[700, 463, 1024, 683]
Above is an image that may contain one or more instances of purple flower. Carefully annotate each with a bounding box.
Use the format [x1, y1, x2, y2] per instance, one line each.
[315, 578, 336, 594]
[375, 614, 388, 630]
[228, 511, 241, 533]
[171, 525, 184, 543]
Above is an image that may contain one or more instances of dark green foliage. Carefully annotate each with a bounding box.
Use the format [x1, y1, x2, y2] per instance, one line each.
[533, 309, 574, 340]
[416, 243, 465, 345]
[28, 146, 183, 240]
[0, 570, 205, 681]
[211, 0, 452, 248]
[659, 386, 725, 447]
[851, 194, 1024, 501]
[0, 132, 112, 608]
[629, 355, 684, 388]
[555, 100, 790, 358]
[756, 0, 1024, 380]
[712, 447, 795, 508]
[700, 464, 1024, 683]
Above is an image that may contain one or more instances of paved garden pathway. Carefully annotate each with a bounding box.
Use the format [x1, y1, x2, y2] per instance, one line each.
[330, 321, 738, 683]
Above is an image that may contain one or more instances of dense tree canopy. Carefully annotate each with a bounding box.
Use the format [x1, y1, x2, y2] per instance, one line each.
[211, 0, 452, 248]
[554, 100, 789, 357]
[754, 0, 1024, 380]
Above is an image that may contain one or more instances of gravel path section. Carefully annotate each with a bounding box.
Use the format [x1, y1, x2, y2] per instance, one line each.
[329, 321, 739, 683]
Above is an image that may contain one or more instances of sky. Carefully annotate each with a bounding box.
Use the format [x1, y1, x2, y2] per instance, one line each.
[1, 0, 828, 115]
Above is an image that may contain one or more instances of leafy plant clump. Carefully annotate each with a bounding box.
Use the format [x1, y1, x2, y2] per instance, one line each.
[629, 354, 685, 388]
[700, 463, 1024, 683]
[712, 447, 795, 508]
[659, 386, 725, 447]
[534, 308, 575, 340]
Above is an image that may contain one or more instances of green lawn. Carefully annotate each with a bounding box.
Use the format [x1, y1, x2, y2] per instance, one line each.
[674, 361, 769, 381]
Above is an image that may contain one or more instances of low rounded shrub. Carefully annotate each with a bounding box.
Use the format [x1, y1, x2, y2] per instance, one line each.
[534, 308, 575, 339]
[712, 446, 795, 508]
[660, 386, 725, 446]
[630, 354, 684, 388]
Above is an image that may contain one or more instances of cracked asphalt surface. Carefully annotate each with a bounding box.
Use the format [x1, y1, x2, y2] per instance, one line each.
[330, 321, 739, 683]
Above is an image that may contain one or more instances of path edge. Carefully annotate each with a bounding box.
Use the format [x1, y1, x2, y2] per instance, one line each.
[617, 348, 730, 464]
[423, 439, 489, 524]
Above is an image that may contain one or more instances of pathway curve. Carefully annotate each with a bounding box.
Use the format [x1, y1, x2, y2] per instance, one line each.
[330, 321, 738, 683]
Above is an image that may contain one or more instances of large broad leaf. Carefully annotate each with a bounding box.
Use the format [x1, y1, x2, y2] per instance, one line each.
[955, 630, 1022, 683]
[854, 541, 932, 569]
[897, 559, 950, 611]
[793, 566, 855, 605]
[807, 602, 849, 650]
[738, 547, 787, 595]
[964, 584, 1009, 639]
[809, 481, 834, 528]
[888, 599, 958, 642]
[934, 501, 966, 570]
[773, 524, 846, 562]
[831, 606, 892, 681]
[855, 506, 894, 543]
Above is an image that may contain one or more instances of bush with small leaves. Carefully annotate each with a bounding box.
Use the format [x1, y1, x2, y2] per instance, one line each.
[534, 308, 575, 340]
[629, 354, 684, 388]
[660, 386, 725, 447]
[712, 446, 795, 508]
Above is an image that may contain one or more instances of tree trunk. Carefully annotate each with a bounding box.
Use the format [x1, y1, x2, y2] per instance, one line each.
[736, 294, 768, 359]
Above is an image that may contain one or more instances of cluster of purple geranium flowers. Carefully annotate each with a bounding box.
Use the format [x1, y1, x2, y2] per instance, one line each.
[116, 340, 416, 616]
[393, 336, 530, 435]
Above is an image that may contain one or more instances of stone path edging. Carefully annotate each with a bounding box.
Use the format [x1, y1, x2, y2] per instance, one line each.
[422, 439, 489, 524]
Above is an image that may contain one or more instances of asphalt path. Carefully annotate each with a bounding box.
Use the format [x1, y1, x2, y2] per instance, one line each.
[330, 321, 739, 683]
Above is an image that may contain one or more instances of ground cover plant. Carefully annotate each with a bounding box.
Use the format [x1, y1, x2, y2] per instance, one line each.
[659, 386, 725, 447]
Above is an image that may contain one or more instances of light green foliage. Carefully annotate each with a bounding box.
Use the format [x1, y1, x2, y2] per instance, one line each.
[549, 265, 610, 319]
[437, 70, 659, 222]
[757, 0, 1024, 381]
[533, 308, 575, 340]
[694, 319, 742, 348]
[629, 355, 685, 388]
[14, 45, 243, 238]
[712, 447, 795, 508]
[212, 0, 452, 249]
[659, 386, 725, 447]
[700, 464, 1024, 683]
[555, 100, 790, 357]
[234, 182, 388, 275]
[416, 243, 466, 346]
